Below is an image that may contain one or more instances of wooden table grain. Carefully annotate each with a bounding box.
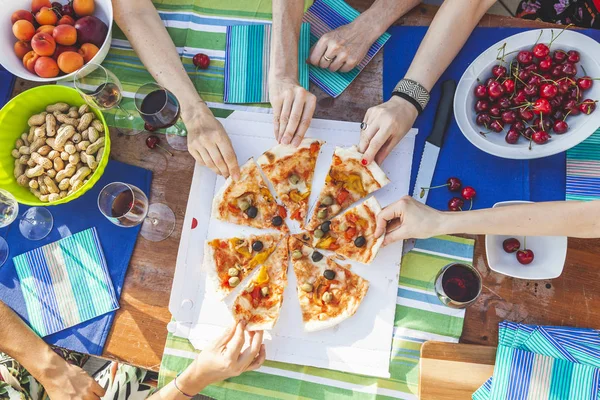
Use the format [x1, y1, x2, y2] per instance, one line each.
[12, 3, 597, 372]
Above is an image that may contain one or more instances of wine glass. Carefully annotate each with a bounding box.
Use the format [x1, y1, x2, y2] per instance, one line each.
[434, 263, 482, 309]
[97, 182, 175, 242]
[0, 189, 19, 266]
[134, 83, 188, 151]
[74, 63, 140, 135]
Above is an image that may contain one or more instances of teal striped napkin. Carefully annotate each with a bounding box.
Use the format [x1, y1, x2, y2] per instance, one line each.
[13, 228, 119, 337]
[567, 128, 600, 201]
[303, 0, 391, 98]
[223, 23, 310, 104]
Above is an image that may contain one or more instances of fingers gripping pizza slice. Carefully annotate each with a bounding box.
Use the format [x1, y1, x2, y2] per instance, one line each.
[306, 146, 389, 231]
[205, 233, 283, 299]
[296, 197, 384, 264]
[289, 237, 369, 332]
[257, 138, 323, 227]
[212, 158, 288, 232]
[231, 238, 289, 331]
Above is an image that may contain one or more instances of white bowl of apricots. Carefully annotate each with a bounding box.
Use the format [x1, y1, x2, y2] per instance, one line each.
[0, 0, 113, 82]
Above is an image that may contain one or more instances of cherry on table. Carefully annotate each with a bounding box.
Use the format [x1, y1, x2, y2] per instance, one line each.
[533, 43, 550, 59]
[193, 53, 211, 69]
[505, 128, 520, 144]
[474, 84, 487, 98]
[553, 120, 568, 134]
[145, 135, 174, 156]
[532, 130, 550, 144]
[502, 238, 521, 253]
[517, 50, 534, 65]
[577, 77, 593, 91]
[461, 186, 476, 200]
[448, 197, 464, 212]
[567, 50, 580, 63]
[447, 177, 462, 191]
[579, 99, 597, 115]
[516, 249, 534, 265]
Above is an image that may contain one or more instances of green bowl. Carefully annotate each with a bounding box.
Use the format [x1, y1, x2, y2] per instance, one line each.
[0, 85, 111, 206]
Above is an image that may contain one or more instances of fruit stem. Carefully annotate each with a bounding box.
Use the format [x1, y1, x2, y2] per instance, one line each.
[523, 236, 527, 250]
[422, 183, 449, 190]
[533, 30, 544, 47]
[540, 112, 544, 131]
[157, 144, 174, 157]
[548, 24, 574, 49]
[468, 199, 473, 211]
[563, 109, 572, 121]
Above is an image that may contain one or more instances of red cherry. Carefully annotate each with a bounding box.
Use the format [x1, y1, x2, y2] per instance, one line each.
[489, 104, 502, 117]
[497, 97, 511, 109]
[540, 83, 558, 99]
[51, 2, 62, 16]
[562, 63, 577, 77]
[533, 98, 551, 114]
[579, 99, 597, 115]
[532, 130, 550, 144]
[564, 99, 581, 116]
[519, 108, 534, 121]
[461, 186, 476, 200]
[448, 197, 464, 212]
[533, 117, 552, 132]
[505, 128, 520, 144]
[527, 75, 542, 88]
[550, 65, 564, 78]
[492, 65, 507, 78]
[524, 63, 539, 73]
[567, 86, 582, 101]
[474, 84, 487, 98]
[557, 80, 571, 95]
[524, 85, 538, 97]
[487, 81, 505, 99]
[513, 91, 529, 107]
[539, 57, 553, 71]
[476, 113, 491, 127]
[552, 109, 565, 120]
[512, 121, 526, 132]
[518, 70, 531, 82]
[577, 77, 593, 91]
[502, 79, 515, 93]
[516, 249, 534, 265]
[517, 50, 534, 65]
[523, 127, 535, 139]
[489, 120, 504, 133]
[145, 135, 173, 156]
[61, 4, 74, 17]
[191, 217, 198, 229]
[553, 120, 568, 134]
[446, 177, 462, 191]
[533, 43, 550, 59]
[567, 50, 580, 63]
[475, 100, 490, 112]
[501, 110, 517, 124]
[503, 238, 521, 253]
[553, 50, 568, 64]
[193, 53, 211, 69]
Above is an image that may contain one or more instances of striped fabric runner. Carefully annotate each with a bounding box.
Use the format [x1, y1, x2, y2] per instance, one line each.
[224, 23, 310, 103]
[566, 128, 600, 201]
[473, 322, 600, 400]
[158, 235, 474, 399]
[12, 228, 119, 337]
[303, 0, 391, 98]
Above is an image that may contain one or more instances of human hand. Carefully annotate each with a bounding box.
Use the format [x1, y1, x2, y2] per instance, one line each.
[185, 104, 240, 179]
[269, 76, 316, 146]
[358, 96, 418, 165]
[375, 196, 444, 245]
[39, 353, 105, 400]
[308, 22, 373, 73]
[179, 322, 266, 394]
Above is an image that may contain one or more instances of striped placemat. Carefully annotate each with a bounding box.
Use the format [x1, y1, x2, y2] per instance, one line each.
[566, 128, 600, 201]
[224, 23, 310, 103]
[158, 235, 474, 399]
[303, 0, 391, 98]
[12, 228, 119, 337]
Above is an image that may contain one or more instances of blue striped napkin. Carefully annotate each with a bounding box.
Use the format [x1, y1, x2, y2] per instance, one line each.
[12, 228, 119, 337]
[303, 0, 391, 98]
[223, 23, 310, 104]
[473, 321, 600, 400]
[567, 128, 600, 201]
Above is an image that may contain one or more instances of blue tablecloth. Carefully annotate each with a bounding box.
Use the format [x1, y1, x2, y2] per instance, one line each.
[384, 27, 600, 209]
[0, 160, 152, 355]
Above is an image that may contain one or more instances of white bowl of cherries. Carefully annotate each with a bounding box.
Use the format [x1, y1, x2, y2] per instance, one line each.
[455, 29, 600, 160]
[485, 201, 568, 280]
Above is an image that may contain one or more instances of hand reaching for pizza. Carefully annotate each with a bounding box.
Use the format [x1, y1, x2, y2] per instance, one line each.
[358, 96, 418, 165]
[374, 196, 444, 245]
[269, 76, 317, 146]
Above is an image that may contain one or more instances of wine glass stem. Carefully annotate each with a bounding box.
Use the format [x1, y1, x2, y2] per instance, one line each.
[117, 104, 135, 120]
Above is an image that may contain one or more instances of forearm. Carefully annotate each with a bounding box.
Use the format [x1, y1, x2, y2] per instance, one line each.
[404, 0, 496, 91]
[437, 201, 600, 238]
[148, 361, 207, 400]
[112, 0, 211, 120]
[270, 0, 305, 80]
[355, 0, 421, 40]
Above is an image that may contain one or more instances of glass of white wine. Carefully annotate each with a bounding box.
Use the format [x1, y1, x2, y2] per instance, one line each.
[74, 63, 140, 135]
[0, 189, 19, 266]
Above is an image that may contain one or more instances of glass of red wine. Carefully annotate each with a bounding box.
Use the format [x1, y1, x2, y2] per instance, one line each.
[74, 63, 140, 135]
[434, 263, 482, 308]
[97, 182, 176, 242]
[134, 83, 188, 151]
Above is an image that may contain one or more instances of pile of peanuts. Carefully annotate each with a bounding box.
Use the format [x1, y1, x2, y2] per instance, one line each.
[12, 102, 105, 203]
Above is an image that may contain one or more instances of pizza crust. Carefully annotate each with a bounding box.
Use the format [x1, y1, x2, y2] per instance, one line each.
[204, 242, 230, 300]
[257, 138, 322, 166]
[362, 196, 385, 264]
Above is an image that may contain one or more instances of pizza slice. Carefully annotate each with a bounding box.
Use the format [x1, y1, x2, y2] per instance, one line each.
[212, 158, 288, 232]
[295, 197, 384, 264]
[204, 233, 283, 299]
[306, 146, 390, 231]
[231, 238, 289, 330]
[289, 237, 369, 332]
[257, 138, 323, 227]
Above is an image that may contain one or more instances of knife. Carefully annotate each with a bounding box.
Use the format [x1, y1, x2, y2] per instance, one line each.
[412, 79, 457, 204]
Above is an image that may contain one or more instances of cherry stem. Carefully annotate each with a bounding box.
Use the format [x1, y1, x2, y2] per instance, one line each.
[422, 183, 449, 190]
[548, 24, 573, 49]
[523, 236, 527, 250]
[468, 199, 473, 211]
[533, 30, 543, 47]
[540, 112, 544, 131]
[563, 110, 572, 121]
[157, 144, 173, 157]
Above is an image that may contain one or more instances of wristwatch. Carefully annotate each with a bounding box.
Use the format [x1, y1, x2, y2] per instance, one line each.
[391, 79, 430, 115]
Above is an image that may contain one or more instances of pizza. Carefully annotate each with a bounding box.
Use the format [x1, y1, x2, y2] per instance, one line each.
[289, 237, 369, 332]
[231, 239, 289, 330]
[204, 233, 283, 299]
[295, 197, 384, 264]
[212, 158, 288, 232]
[257, 138, 323, 226]
[306, 146, 389, 230]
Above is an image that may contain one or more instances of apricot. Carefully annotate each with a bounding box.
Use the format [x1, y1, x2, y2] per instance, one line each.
[57, 51, 84, 73]
[73, 0, 94, 16]
[36, 7, 58, 26]
[78, 43, 99, 63]
[53, 24, 77, 46]
[53, 45, 79, 60]
[12, 20, 36, 41]
[36, 25, 56, 35]
[23, 51, 40, 73]
[31, 0, 52, 13]
[58, 15, 75, 25]
[11, 9, 34, 24]
[34, 56, 60, 78]
[31, 32, 56, 57]
[14, 41, 33, 59]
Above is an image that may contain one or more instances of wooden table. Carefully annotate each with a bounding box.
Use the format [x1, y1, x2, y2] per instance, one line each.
[11, 3, 600, 372]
